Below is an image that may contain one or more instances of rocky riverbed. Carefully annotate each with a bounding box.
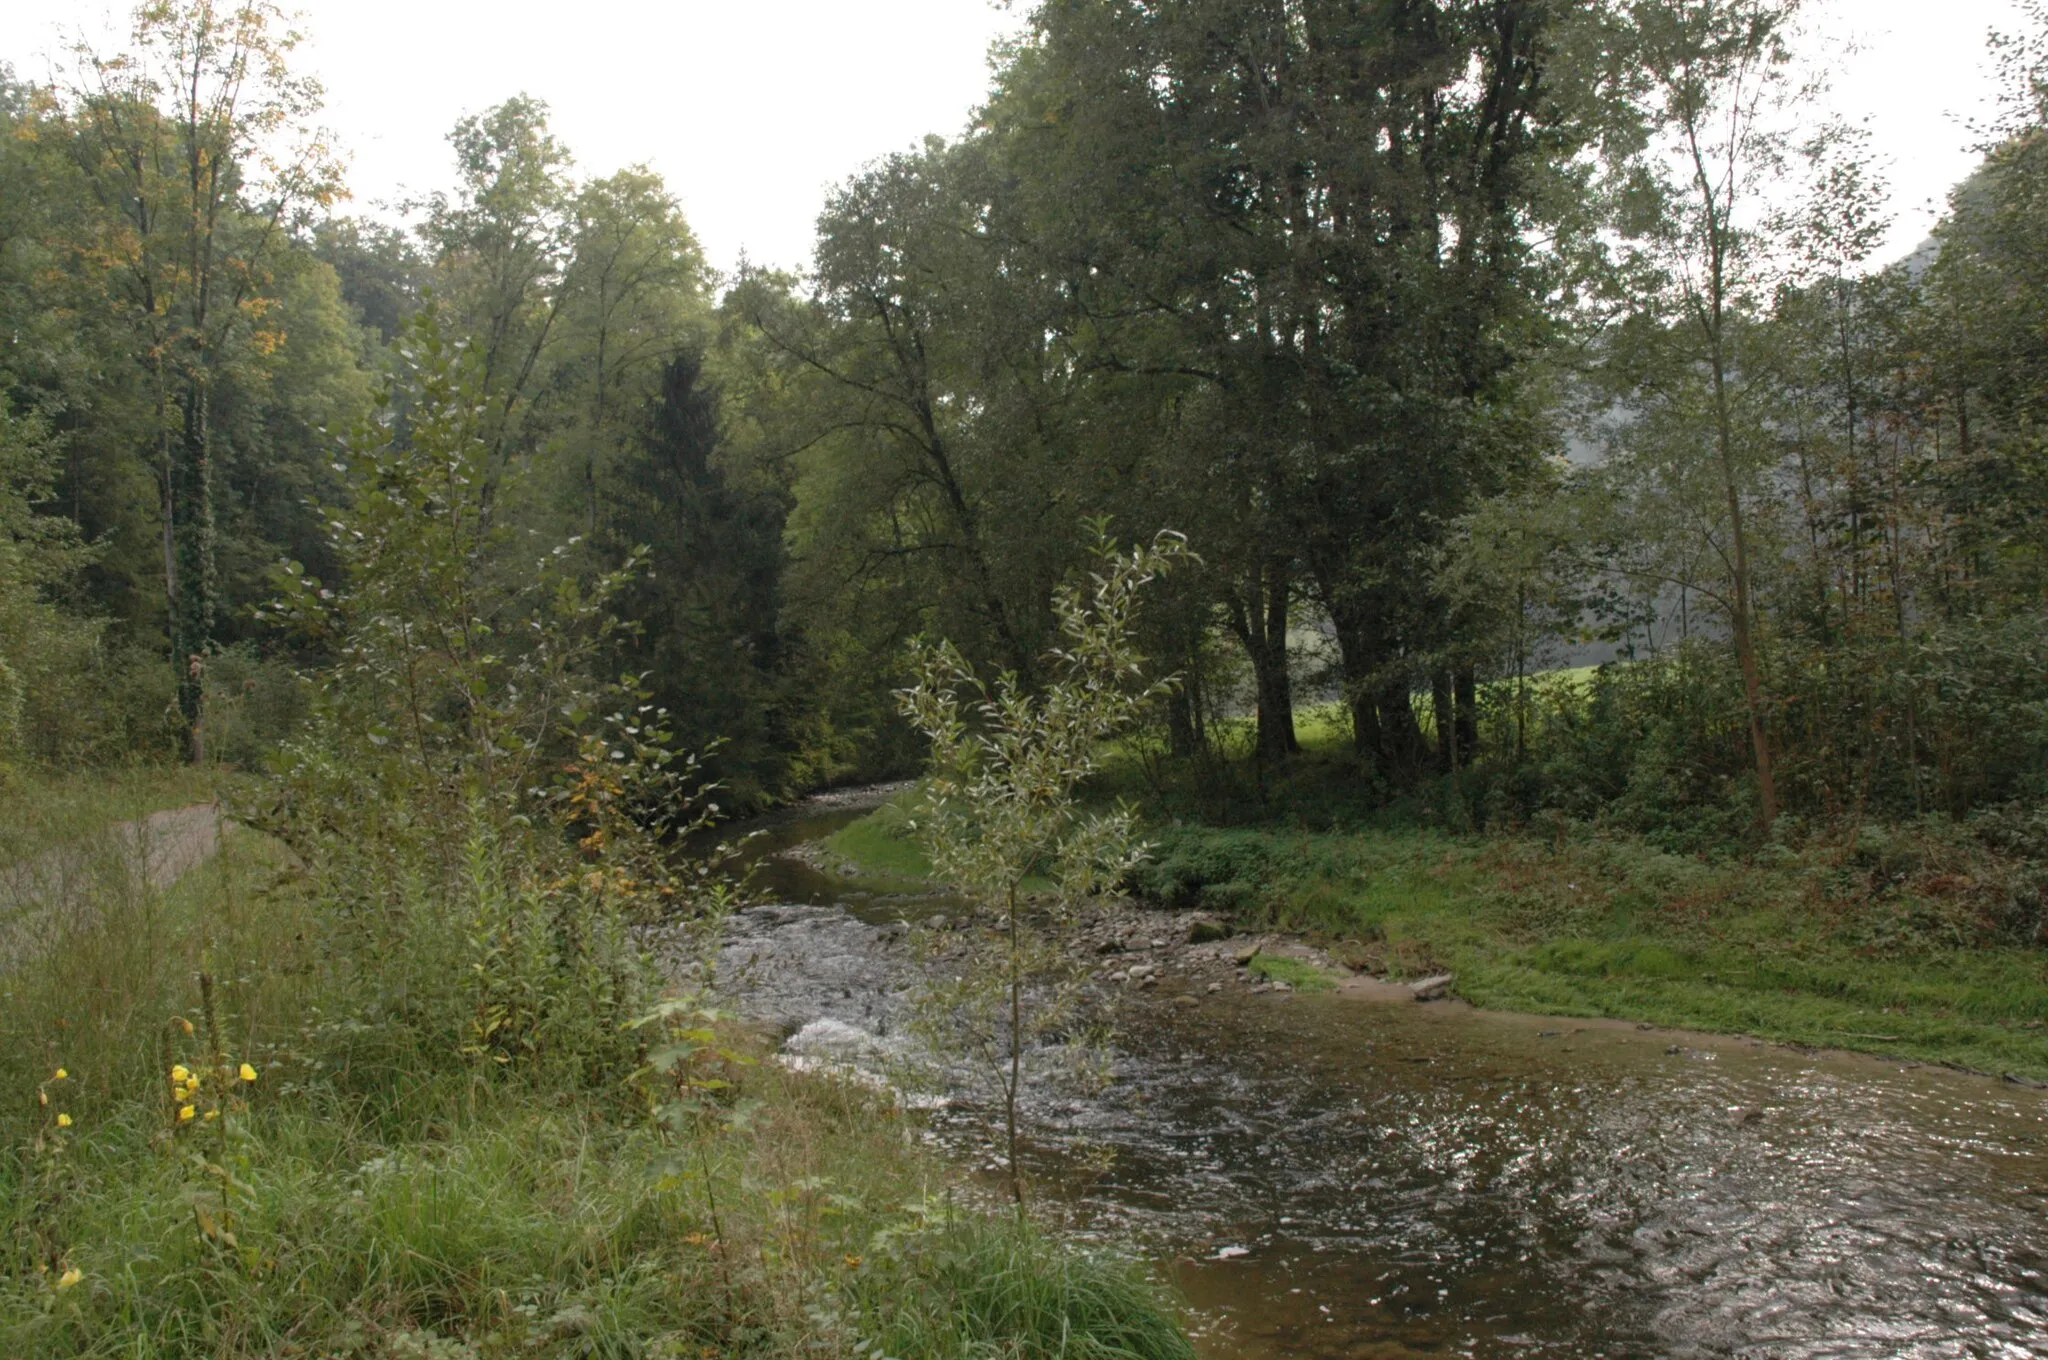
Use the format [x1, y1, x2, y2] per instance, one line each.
[667, 792, 2048, 1360]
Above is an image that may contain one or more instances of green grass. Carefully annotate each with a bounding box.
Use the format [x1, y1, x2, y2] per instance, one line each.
[818, 747, 2048, 1079]
[0, 776, 1191, 1358]
[840, 1219, 1193, 1360]
[1245, 953, 1338, 991]
[825, 797, 935, 883]
[1131, 820, 2048, 1080]
[824, 795, 1058, 894]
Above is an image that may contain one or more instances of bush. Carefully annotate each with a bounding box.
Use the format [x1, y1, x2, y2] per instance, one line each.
[1127, 828, 1278, 909]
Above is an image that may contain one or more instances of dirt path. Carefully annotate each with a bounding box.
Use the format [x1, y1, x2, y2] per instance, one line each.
[0, 803, 226, 961]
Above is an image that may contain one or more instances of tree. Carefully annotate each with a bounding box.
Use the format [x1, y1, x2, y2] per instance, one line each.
[601, 352, 793, 806]
[418, 95, 573, 512]
[0, 405, 96, 766]
[557, 168, 707, 535]
[899, 528, 1185, 1208]
[751, 137, 1092, 689]
[63, 0, 340, 759]
[978, 0, 1583, 777]
[1605, 0, 1821, 827]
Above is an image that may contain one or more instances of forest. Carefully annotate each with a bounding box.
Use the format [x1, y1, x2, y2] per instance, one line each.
[6, 0, 2048, 840]
[5, 0, 2048, 1354]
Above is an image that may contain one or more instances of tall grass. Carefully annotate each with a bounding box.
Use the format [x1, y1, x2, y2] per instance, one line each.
[838, 1219, 1195, 1360]
[0, 774, 1191, 1358]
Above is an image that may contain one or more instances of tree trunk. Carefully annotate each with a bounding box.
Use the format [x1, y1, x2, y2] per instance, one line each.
[1167, 689, 1199, 758]
[1227, 557, 1298, 761]
[1432, 670, 1455, 773]
[1375, 676, 1429, 776]
[1455, 667, 1479, 766]
[1710, 347, 1779, 829]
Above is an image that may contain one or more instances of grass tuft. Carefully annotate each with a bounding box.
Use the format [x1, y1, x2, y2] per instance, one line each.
[1246, 954, 1338, 992]
[840, 1219, 1194, 1360]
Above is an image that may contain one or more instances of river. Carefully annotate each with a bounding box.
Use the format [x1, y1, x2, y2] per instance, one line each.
[713, 795, 2048, 1360]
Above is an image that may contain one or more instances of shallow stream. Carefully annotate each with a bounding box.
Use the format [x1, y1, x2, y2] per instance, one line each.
[716, 795, 2048, 1359]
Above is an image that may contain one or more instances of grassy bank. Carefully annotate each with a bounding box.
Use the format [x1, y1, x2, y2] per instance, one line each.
[826, 784, 2048, 1081]
[0, 779, 1192, 1358]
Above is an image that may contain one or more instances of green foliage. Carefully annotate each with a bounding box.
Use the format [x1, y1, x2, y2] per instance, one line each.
[0, 327, 1190, 1354]
[898, 529, 1185, 1205]
[0, 764, 1190, 1357]
[600, 353, 797, 809]
[0, 406, 97, 767]
[255, 309, 741, 1091]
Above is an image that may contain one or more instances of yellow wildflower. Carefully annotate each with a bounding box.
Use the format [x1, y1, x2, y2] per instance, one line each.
[56, 1268, 81, 1290]
[203, 1110, 219, 1122]
[178, 1104, 195, 1123]
[55, 1113, 71, 1128]
[177, 1018, 194, 1036]
[239, 1063, 258, 1083]
[170, 1065, 191, 1084]
[52, 1068, 66, 1081]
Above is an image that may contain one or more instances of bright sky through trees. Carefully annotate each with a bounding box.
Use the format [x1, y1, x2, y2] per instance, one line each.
[1, 0, 2021, 273]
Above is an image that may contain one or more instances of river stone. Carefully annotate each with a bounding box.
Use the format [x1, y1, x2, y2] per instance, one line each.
[1409, 973, 1454, 1001]
[1230, 941, 1263, 966]
[1188, 916, 1234, 944]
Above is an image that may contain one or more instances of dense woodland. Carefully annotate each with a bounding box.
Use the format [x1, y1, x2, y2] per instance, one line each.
[5, 0, 2048, 845]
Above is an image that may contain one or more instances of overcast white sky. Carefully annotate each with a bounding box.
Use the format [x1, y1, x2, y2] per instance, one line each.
[4, 0, 2030, 276]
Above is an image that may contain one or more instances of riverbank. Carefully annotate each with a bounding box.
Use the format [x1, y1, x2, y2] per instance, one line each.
[717, 793, 2048, 1357]
[0, 776, 1192, 1358]
[819, 795, 2048, 1083]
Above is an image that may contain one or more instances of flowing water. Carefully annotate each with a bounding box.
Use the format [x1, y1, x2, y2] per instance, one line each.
[715, 796, 2048, 1360]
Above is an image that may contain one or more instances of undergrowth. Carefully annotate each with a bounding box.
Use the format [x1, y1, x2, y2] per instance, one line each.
[0, 782, 1192, 1358]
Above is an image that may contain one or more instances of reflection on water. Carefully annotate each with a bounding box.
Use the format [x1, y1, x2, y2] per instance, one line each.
[1066, 998, 2048, 1359]
[722, 799, 2048, 1360]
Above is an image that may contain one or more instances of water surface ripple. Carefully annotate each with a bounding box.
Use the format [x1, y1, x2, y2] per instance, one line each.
[717, 804, 2048, 1360]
